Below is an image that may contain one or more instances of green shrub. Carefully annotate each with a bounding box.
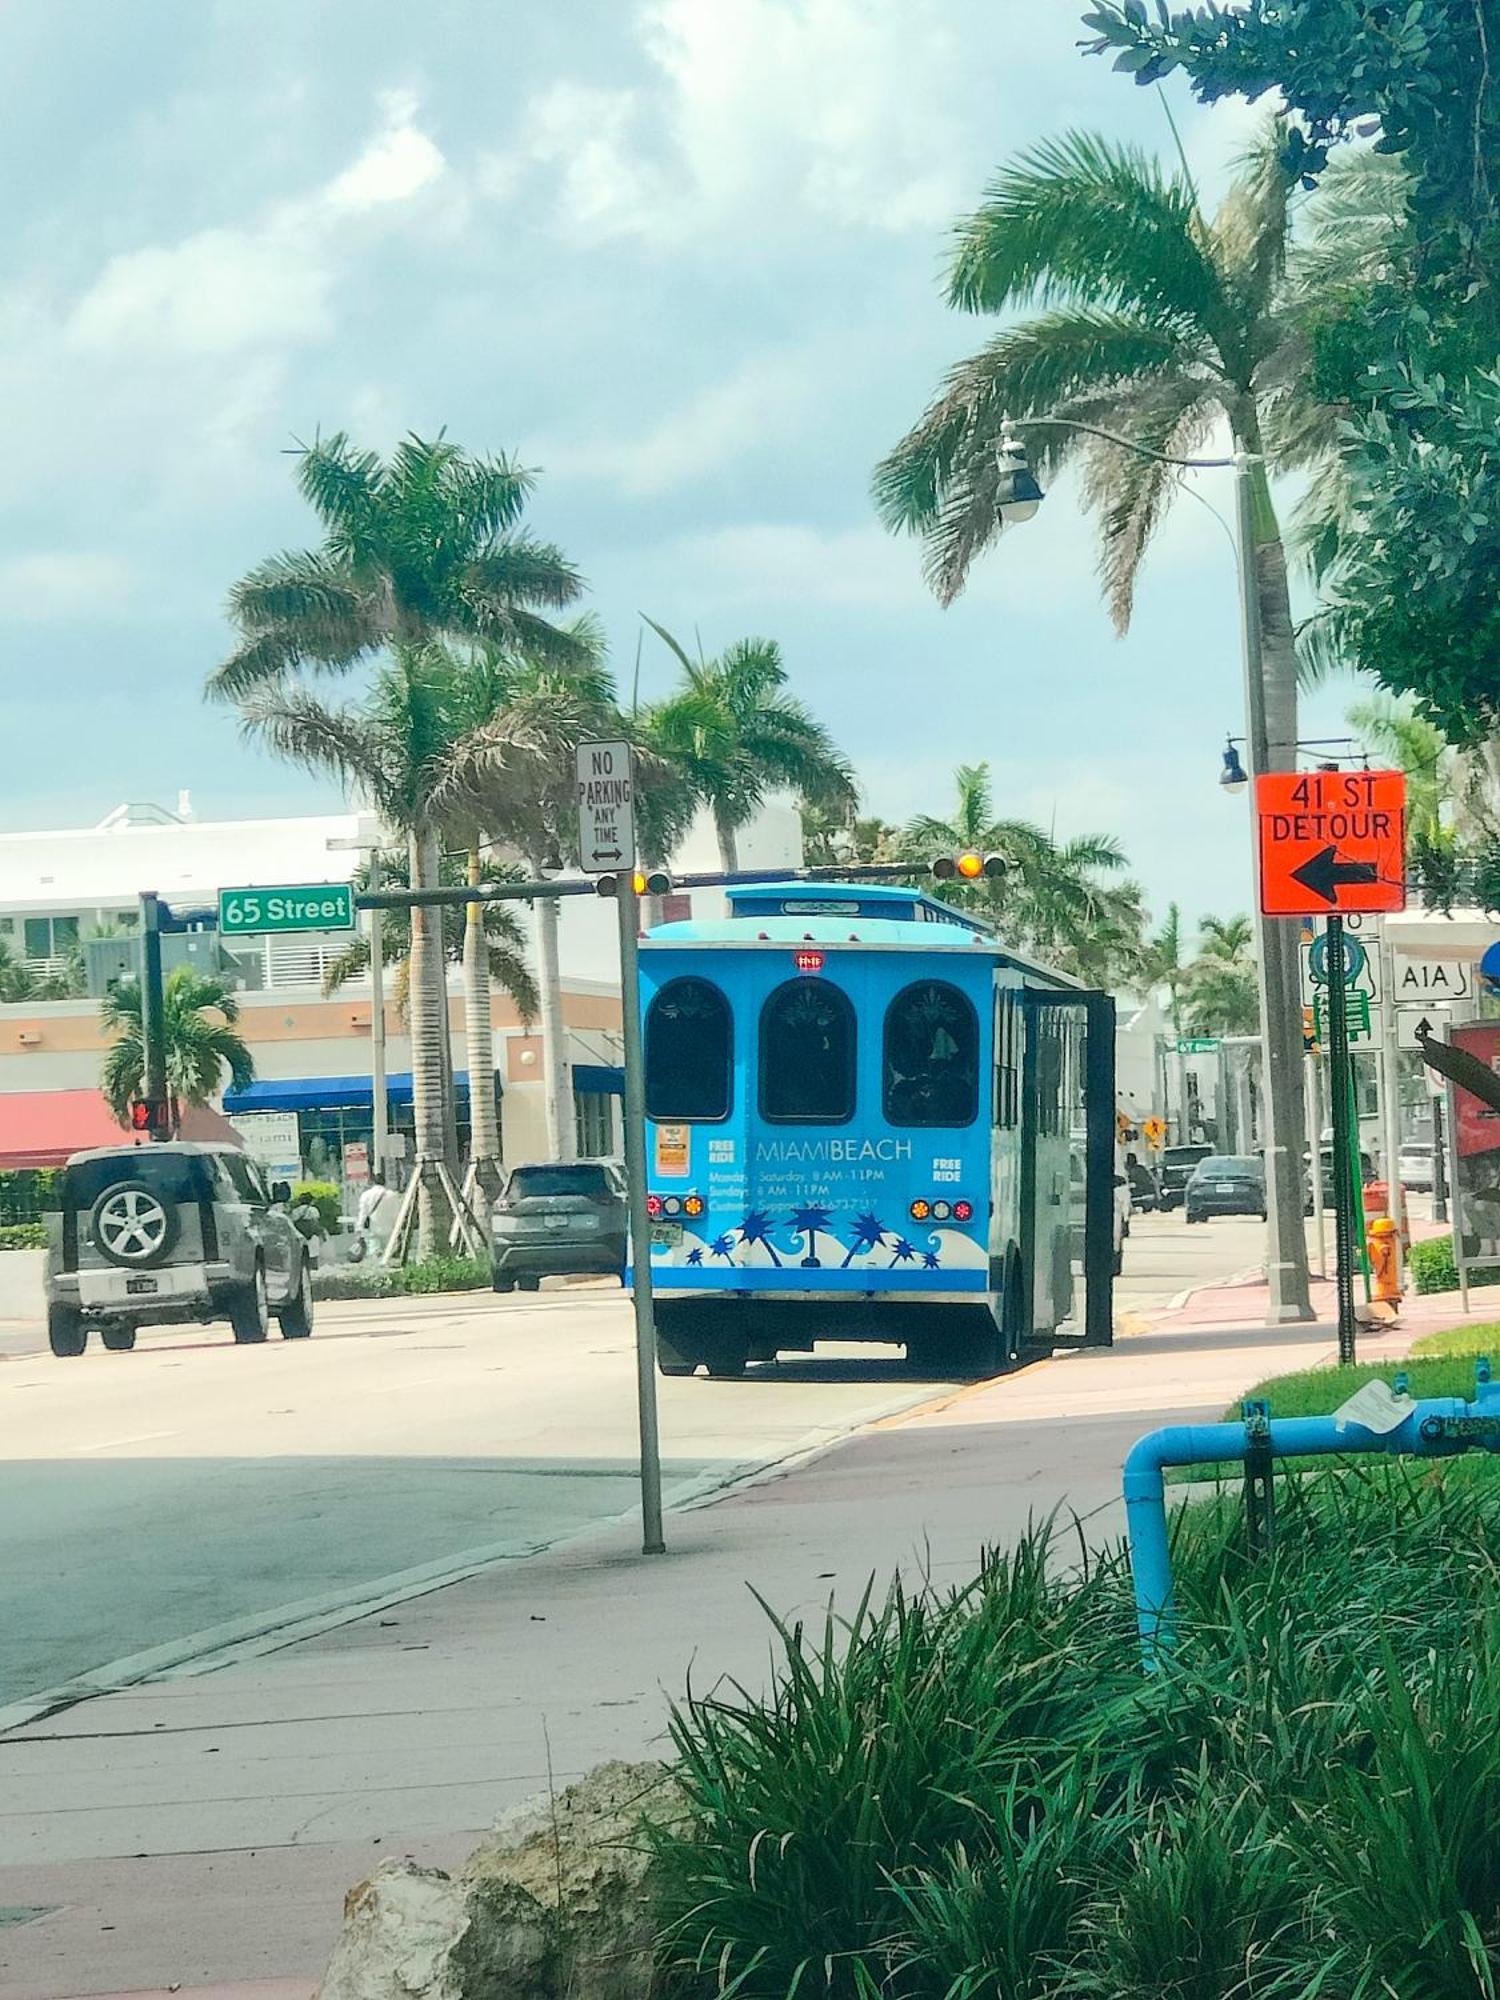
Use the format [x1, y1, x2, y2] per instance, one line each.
[0, 1168, 61, 1225]
[290, 1180, 342, 1231]
[1408, 1233, 1500, 1295]
[0, 1222, 45, 1251]
[311, 1254, 491, 1301]
[649, 1472, 1500, 2000]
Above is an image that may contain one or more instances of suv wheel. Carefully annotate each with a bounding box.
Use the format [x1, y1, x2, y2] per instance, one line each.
[277, 1257, 314, 1340]
[100, 1323, 137, 1352]
[230, 1263, 270, 1344]
[48, 1304, 87, 1358]
[90, 1181, 179, 1268]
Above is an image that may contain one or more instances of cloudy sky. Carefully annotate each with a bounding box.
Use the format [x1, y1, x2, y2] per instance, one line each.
[0, 0, 1355, 929]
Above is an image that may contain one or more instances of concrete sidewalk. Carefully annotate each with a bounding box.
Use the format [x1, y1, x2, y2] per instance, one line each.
[0, 1300, 1479, 2000]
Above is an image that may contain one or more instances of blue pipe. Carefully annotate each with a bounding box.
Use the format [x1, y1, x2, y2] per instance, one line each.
[1125, 1373, 1500, 1666]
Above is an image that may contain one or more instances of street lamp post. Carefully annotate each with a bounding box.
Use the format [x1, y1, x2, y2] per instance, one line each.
[1001, 419, 1314, 1325]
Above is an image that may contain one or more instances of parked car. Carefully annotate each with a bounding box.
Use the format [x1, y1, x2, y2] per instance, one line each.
[43, 1141, 313, 1358]
[1397, 1142, 1434, 1193]
[491, 1161, 628, 1291]
[1157, 1142, 1214, 1211]
[1303, 1145, 1376, 1212]
[1184, 1155, 1268, 1224]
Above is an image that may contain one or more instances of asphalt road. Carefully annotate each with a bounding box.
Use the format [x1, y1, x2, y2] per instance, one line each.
[0, 1211, 1258, 1712]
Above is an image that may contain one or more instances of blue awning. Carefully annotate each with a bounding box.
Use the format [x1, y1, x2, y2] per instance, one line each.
[224, 1072, 476, 1114]
[574, 1063, 624, 1096]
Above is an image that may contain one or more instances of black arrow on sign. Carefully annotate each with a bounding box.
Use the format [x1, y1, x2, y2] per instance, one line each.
[1290, 844, 1380, 906]
[595, 847, 623, 861]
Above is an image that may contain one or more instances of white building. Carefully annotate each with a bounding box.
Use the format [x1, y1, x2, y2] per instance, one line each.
[0, 793, 802, 1175]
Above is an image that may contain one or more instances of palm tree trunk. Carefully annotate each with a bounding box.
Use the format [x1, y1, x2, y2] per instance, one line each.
[534, 889, 574, 1162]
[407, 827, 449, 1257]
[715, 814, 739, 875]
[464, 847, 503, 1197]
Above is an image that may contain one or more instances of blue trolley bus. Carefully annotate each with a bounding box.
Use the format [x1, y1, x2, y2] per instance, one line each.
[637, 880, 1116, 1378]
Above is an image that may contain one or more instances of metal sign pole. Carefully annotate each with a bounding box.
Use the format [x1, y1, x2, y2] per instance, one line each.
[368, 850, 388, 1180]
[615, 872, 665, 1555]
[1376, 918, 1406, 1286]
[1325, 915, 1358, 1363]
[139, 890, 169, 1141]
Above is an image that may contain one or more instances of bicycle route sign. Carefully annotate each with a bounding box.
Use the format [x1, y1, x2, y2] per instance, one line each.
[575, 739, 636, 875]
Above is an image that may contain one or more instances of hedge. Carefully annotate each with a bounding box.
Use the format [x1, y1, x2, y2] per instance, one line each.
[1407, 1233, 1500, 1295]
[312, 1254, 492, 1301]
[0, 1169, 61, 1225]
[0, 1223, 45, 1252]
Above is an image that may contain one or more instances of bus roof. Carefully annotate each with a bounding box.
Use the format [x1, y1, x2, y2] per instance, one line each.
[642, 907, 1085, 988]
[723, 879, 983, 926]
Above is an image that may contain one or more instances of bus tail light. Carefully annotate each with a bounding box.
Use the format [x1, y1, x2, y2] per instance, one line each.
[683, 1193, 705, 1219]
[647, 1193, 664, 1220]
[909, 1199, 931, 1221]
[953, 1199, 974, 1223]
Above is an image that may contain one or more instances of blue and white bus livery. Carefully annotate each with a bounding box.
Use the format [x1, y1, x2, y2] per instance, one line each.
[635, 880, 1116, 1379]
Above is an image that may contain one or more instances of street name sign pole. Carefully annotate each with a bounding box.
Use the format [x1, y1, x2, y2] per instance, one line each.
[576, 739, 664, 1556]
[1257, 769, 1407, 1365]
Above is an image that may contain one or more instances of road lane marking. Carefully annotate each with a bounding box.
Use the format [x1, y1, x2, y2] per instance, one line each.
[70, 1430, 178, 1454]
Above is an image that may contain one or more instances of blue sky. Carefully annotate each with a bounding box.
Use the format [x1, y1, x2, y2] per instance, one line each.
[0, 0, 1355, 935]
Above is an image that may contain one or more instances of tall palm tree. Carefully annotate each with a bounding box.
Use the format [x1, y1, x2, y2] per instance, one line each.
[1186, 914, 1259, 1037]
[239, 646, 541, 1255]
[904, 762, 1141, 979]
[100, 968, 255, 1128]
[642, 622, 856, 874]
[206, 433, 590, 701]
[874, 120, 1373, 770]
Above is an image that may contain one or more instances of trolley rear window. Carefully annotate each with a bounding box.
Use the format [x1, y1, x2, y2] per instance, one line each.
[645, 977, 733, 1122]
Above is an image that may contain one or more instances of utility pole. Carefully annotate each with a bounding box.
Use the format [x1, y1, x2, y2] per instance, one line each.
[1325, 915, 1358, 1364]
[1234, 454, 1315, 1324]
[369, 849, 389, 1180]
[1376, 918, 1406, 1285]
[139, 890, 169, 1140]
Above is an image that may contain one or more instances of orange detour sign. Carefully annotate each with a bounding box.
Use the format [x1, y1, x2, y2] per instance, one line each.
[1256, 769, 1406, 916]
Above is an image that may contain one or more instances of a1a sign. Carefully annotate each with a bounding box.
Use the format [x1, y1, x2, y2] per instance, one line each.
[575, 740, 636, 875]
[1394, 955, 1471, 1002]
[1256, 769, 1406, 917]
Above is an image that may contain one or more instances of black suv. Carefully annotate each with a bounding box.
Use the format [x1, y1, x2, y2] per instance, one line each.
[44, 1143, 313, 1357]
[491, 1161, 628, 1291]
[1157, 1143, 1214, 1211]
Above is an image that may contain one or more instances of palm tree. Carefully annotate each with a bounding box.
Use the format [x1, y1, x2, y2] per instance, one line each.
[904, 763, 1141, 979]
[239, 646, 542, 1255]
[874, 121, 1373, 776]
[1137, 904, 1188, 1036]
[1186, 914, 1259, 1037]
[100, 968, 254, 1128]
[642, 623, 857, 874]
[207, 433, 589, 701]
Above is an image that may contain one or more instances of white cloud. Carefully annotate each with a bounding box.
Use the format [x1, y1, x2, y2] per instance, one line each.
[484, 0, 968, 245]
[66, 92, 447, 358]
[0, 551, 136, 619]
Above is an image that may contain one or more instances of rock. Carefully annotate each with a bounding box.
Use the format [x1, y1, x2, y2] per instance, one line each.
[316, 1760, 686, 2000]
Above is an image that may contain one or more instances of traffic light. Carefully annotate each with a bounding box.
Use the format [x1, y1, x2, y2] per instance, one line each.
[596, 869, 672, 898]
[1141, 1116, 1166, 1148]
[931, 852, 1005, 883]
[129, 1097, 169, 1136]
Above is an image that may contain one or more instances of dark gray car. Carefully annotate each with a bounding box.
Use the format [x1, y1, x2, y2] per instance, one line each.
[44, 1142, 313, 1357]
[491, 1161, 628, 1292]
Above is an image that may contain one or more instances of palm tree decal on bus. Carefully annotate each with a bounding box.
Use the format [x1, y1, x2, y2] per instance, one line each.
[738, 1211, 783, 1266]
[709, 1233, 737, 1262]
[791, 1205, 832, 1269]
[887, 1237, 917, 1268]
[685, 1246, 704, 1266]
[922, 1249, 941, 1271]
[840, 1213, 889, 1267]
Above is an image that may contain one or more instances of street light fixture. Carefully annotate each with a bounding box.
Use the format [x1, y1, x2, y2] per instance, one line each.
[1002, 412, 1314, 1326]
[1219, 739, 1250, 793]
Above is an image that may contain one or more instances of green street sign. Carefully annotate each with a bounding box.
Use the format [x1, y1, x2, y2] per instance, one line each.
[1176, 1036, 1220, 1056]
[218, 883, 356, 935]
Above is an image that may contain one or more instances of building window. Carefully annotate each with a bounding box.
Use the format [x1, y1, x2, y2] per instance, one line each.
[646, 977, 732, 1122]
[883, 981, 979, 1127]
[759, 978, 856, 1125]
[23, 914, 79, 962]
[575, 1091, 615, 1158]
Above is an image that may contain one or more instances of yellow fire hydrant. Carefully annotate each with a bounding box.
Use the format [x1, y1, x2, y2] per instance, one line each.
[1369, 1215, 1403, 1308]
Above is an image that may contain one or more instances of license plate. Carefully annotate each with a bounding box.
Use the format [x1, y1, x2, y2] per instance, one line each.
[546, 1216, 569, 1231]
[1216, 1184, 1236, 1194]
[651, 1221, 683, 1247]
[126, 1276, 159, 1296]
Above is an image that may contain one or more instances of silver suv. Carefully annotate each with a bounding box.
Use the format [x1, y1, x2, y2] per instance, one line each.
[44, 1142, 314, 1358]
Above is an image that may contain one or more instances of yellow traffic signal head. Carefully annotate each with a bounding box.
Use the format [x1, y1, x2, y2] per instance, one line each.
[956, 851, 984, 881]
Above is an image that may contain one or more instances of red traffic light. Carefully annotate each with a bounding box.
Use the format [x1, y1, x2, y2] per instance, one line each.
[129, 1098, 168, 1135]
